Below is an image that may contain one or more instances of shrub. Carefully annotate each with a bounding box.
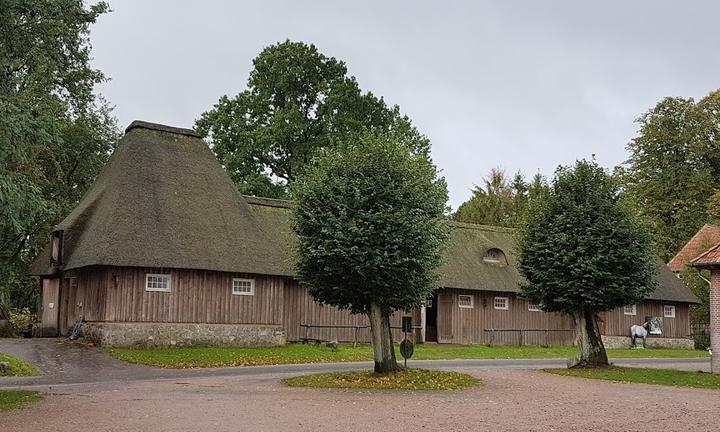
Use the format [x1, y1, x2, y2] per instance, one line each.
[694, 332, 711, 351]
[7, 308, 36, 337]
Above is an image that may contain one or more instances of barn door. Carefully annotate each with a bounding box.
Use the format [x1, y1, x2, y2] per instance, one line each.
[437, 292, 454, 343]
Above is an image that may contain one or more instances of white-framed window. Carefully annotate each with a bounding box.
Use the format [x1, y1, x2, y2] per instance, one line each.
[458, 294, 474, 308]
[494, 296, 509, 310]
[528, 303, 541, 312]
[145, 273, 171, 292]
[232, 278, 255, 296]
[624, 305, 637, 316]
[663, 305, 676, 318]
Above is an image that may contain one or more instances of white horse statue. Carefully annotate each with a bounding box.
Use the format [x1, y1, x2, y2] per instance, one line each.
[630, 322, 650, 348]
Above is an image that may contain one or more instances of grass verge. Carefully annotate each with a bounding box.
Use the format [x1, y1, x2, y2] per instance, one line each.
[0, 390, 42, 411]
[283, 368, 480, 390]
[545, 366, 720, 390]
[0, 353, 39, 377]
[106, 344, 707, 368]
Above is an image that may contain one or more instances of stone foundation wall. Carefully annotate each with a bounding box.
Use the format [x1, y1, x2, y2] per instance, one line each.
[601, 335, 694, 350]
[82, 322, 287, 348]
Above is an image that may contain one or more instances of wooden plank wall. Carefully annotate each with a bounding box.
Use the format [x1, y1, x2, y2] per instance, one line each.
[52, 265, 691, 342]
[602, 301, 689, 338]
[282, 279, 406, 342]
[437, 288, 575, 345]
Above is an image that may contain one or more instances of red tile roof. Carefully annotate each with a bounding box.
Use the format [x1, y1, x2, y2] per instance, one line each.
[668, 224, 720, 272]
[690, 241, 720, 268]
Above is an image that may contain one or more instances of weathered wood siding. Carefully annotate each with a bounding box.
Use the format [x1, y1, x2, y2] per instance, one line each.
[436, 288, 574, 345]
[49, 265, 691, 343]
[55, 266, 284, 334]
[282, 279, 408, 342]
[602, 301, 690, 338]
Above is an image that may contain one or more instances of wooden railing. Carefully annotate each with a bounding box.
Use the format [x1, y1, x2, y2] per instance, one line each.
[299, 323, 422, 347]
[483, 329, 575, 346]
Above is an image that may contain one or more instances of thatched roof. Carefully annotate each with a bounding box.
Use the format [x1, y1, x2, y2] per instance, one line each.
[243, 198, 697, 304]
[30, 120, 291, 276]
[29, 120, 697, 304]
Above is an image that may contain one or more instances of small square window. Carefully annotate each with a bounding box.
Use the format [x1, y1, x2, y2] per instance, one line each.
[145, 274, 171, 292]
[663, 305, 675, 318]
[232, 278, 255, 296]
[624, 305, 637, 316]
[528, 303, 541, 312]
[494, 297, 509, 310]
[458, 295, 474, 308]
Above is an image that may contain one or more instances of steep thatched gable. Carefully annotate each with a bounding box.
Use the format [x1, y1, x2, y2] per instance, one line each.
[31, 121, 291, 276]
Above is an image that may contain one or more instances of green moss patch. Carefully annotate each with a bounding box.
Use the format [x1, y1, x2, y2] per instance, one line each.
[283, 368, 480, 390]
[0, 390, 42, 411]
[0, 353, 38, 377]
[546, 366, 720, 390]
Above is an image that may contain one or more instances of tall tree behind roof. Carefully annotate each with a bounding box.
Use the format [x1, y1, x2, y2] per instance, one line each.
[620, 90, 720, 260]
[453, 169, 548, 227]
[0, 0, 118, 308]
[195, 40, 430, 199]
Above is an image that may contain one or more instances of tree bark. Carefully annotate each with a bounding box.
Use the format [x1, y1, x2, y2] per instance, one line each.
[572, 309, 609, 367]
[368, 302, 399, 374]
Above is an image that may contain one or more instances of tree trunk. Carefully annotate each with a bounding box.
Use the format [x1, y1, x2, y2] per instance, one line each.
[368, 303, 399, 374]
[572, 309, 609, 367]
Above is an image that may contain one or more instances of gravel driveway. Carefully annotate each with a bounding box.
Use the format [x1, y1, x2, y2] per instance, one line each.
[2, 367, 718, 432]
[2, 339, 717, 431]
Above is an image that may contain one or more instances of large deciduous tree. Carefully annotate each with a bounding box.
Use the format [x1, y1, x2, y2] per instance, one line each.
[195, 40, 429, 198]
[291, 135, 448, 373]
[0, 0, 117, 308]
[621, 91, 720, 260]
[517, 160, 656, 367]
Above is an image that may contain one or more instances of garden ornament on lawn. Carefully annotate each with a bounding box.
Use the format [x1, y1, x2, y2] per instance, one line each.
[630, 322, 651, 348]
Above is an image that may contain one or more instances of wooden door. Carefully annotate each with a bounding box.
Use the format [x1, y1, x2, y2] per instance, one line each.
[59, 277, 77, 336]
[40, 278, 60, 336]
[437, 292, 454, 343]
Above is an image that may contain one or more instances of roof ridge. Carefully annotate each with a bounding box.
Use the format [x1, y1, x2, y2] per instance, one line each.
[690, 240, 720, 265]
[125, 120, 200, 138]
[448, 221, 515, 233]
[244, 195, 292, 208]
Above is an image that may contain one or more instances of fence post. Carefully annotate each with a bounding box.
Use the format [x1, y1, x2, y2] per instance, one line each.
[519, 330, 523, 347]
[545, 329, 549, 346]
[353, 327, 358, 348]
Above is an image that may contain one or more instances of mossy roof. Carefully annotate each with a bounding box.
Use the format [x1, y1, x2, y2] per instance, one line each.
[29, 120, 697, 304]
[30, 121, 291, 276]
[243, 198, 697, 303]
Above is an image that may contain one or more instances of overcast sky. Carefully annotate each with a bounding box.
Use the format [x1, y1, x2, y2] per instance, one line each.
[90, 1, 720, 209]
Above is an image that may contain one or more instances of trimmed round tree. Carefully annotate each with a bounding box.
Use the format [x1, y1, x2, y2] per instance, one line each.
[291, 135, 448, 373]
[516, 160, 656, 367]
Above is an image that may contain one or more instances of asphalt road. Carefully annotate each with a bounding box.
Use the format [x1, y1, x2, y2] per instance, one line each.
[0, 339, 710, 390]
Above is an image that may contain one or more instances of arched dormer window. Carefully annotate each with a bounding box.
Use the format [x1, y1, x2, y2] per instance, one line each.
[483, 248, 507, 266]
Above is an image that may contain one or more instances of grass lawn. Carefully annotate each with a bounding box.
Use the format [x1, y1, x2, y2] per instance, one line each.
[106, 343, 708, 369]
[546, 366, 720, 390]
[283, 368, 480, 390]
[0, 390, 42, 411]
[0, 353, 38, 377]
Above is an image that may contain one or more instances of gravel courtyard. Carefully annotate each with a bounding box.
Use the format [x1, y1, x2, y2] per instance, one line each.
[3, 367, 718, 432]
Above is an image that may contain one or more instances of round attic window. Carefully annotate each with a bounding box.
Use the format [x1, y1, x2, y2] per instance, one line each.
[483, 248, 508, 266]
